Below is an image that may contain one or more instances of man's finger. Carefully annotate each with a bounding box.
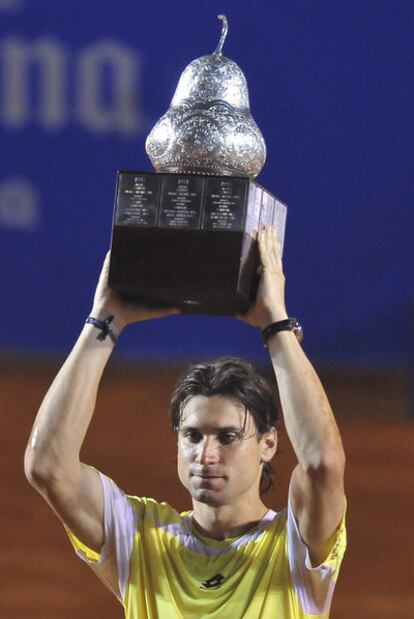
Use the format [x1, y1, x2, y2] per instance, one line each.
[157, 308, 181, 317]
[258, 226, 276, 265]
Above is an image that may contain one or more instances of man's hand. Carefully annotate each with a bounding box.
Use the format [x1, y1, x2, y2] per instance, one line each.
[238, 225, 288, 328]
[91, 252, 180, 337]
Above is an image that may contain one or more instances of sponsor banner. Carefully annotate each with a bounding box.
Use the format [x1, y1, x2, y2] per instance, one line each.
[0, 1, 411, 365]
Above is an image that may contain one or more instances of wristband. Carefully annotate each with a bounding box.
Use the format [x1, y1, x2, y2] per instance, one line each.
[261, 317, 303, 347]
[85, 315, 117, 344]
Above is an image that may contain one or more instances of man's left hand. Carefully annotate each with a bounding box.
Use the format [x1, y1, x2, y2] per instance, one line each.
[237, 225, 288, 329]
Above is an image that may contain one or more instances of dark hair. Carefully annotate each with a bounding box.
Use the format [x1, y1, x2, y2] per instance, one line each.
[169, 356, 279, 495]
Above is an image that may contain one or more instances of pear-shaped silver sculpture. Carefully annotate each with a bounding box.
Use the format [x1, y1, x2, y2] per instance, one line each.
[146, 15, 266, 178]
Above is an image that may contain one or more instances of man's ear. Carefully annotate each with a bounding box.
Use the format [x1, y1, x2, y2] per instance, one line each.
[260, 428, 278, 463]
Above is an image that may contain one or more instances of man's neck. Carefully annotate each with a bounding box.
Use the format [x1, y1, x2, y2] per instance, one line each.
[191, 499, 269, 540]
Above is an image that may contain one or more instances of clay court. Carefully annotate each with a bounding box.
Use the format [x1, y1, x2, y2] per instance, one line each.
[1, 358, 412, 618]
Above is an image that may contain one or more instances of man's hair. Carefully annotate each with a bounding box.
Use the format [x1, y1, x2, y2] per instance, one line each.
[169, 356, 279, 495]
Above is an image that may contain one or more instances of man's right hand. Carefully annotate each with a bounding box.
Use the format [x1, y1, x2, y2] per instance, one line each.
[90, 251, 180, 337]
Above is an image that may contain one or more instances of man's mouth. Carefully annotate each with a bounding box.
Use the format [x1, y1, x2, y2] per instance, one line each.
[191, 470, 224, 479]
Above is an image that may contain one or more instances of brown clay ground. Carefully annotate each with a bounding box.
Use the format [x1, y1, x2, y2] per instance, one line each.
[0, 358, 413, 619]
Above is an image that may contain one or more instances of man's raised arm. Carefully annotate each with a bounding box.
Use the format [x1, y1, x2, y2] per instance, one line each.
[239, 226, 345, 566]
[24, 253, 178, 553]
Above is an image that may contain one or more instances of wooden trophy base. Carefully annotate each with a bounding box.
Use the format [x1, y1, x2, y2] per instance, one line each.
[109, 171, 287, 316]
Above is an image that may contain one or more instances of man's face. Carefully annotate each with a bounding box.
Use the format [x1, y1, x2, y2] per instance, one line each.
[177, 394, 277, 507]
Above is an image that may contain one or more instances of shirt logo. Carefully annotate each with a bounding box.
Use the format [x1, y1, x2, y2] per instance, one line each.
[200, 573, 225, 589]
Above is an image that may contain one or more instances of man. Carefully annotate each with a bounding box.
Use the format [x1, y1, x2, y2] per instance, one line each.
[25, 226, 346, 618]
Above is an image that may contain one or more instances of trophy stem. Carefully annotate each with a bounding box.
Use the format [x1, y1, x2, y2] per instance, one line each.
[214, 15, 228, 55]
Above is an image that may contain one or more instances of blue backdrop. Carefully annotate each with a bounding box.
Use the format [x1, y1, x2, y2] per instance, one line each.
[0, 0, 412, 366]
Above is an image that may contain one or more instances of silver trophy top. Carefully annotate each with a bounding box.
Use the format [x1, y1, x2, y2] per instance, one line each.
[146, 15, 266, 178]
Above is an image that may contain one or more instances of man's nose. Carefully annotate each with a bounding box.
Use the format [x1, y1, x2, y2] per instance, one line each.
[196, 437, 220, 464]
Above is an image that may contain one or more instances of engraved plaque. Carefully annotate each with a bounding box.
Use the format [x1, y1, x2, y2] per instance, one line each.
[202, 178, 247, 231]
[273, 197, 287, 252]
[245, 183, 262, 235]
[158, 175, 204, 229]
[115, 173, 161, 227]
[259, 191, 275, 227]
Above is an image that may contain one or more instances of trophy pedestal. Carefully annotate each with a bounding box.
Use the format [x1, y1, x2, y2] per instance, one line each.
[109, 171, 287, 316]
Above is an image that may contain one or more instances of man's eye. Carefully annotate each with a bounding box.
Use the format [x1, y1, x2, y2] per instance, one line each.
[185, 431, 202, 443]
[218, 433, 238, 445]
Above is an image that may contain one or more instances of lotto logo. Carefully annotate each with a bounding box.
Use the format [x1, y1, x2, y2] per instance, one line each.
[200, 573, 226, 590]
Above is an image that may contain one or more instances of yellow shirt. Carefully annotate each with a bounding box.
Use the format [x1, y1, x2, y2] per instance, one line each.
[66, 472, 346, 618]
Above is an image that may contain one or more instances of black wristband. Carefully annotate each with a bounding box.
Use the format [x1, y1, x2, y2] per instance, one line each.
[261, 318, 303, 347]
[85, 315, 117, 344]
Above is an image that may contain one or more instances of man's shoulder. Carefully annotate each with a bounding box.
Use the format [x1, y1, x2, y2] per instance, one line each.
[125, 493, 185, 525]
[262, 508, 288, 537]
[99, 472, 184, 524]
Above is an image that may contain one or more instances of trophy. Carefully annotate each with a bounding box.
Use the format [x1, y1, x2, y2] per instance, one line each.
[109, 15, 287, 315]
